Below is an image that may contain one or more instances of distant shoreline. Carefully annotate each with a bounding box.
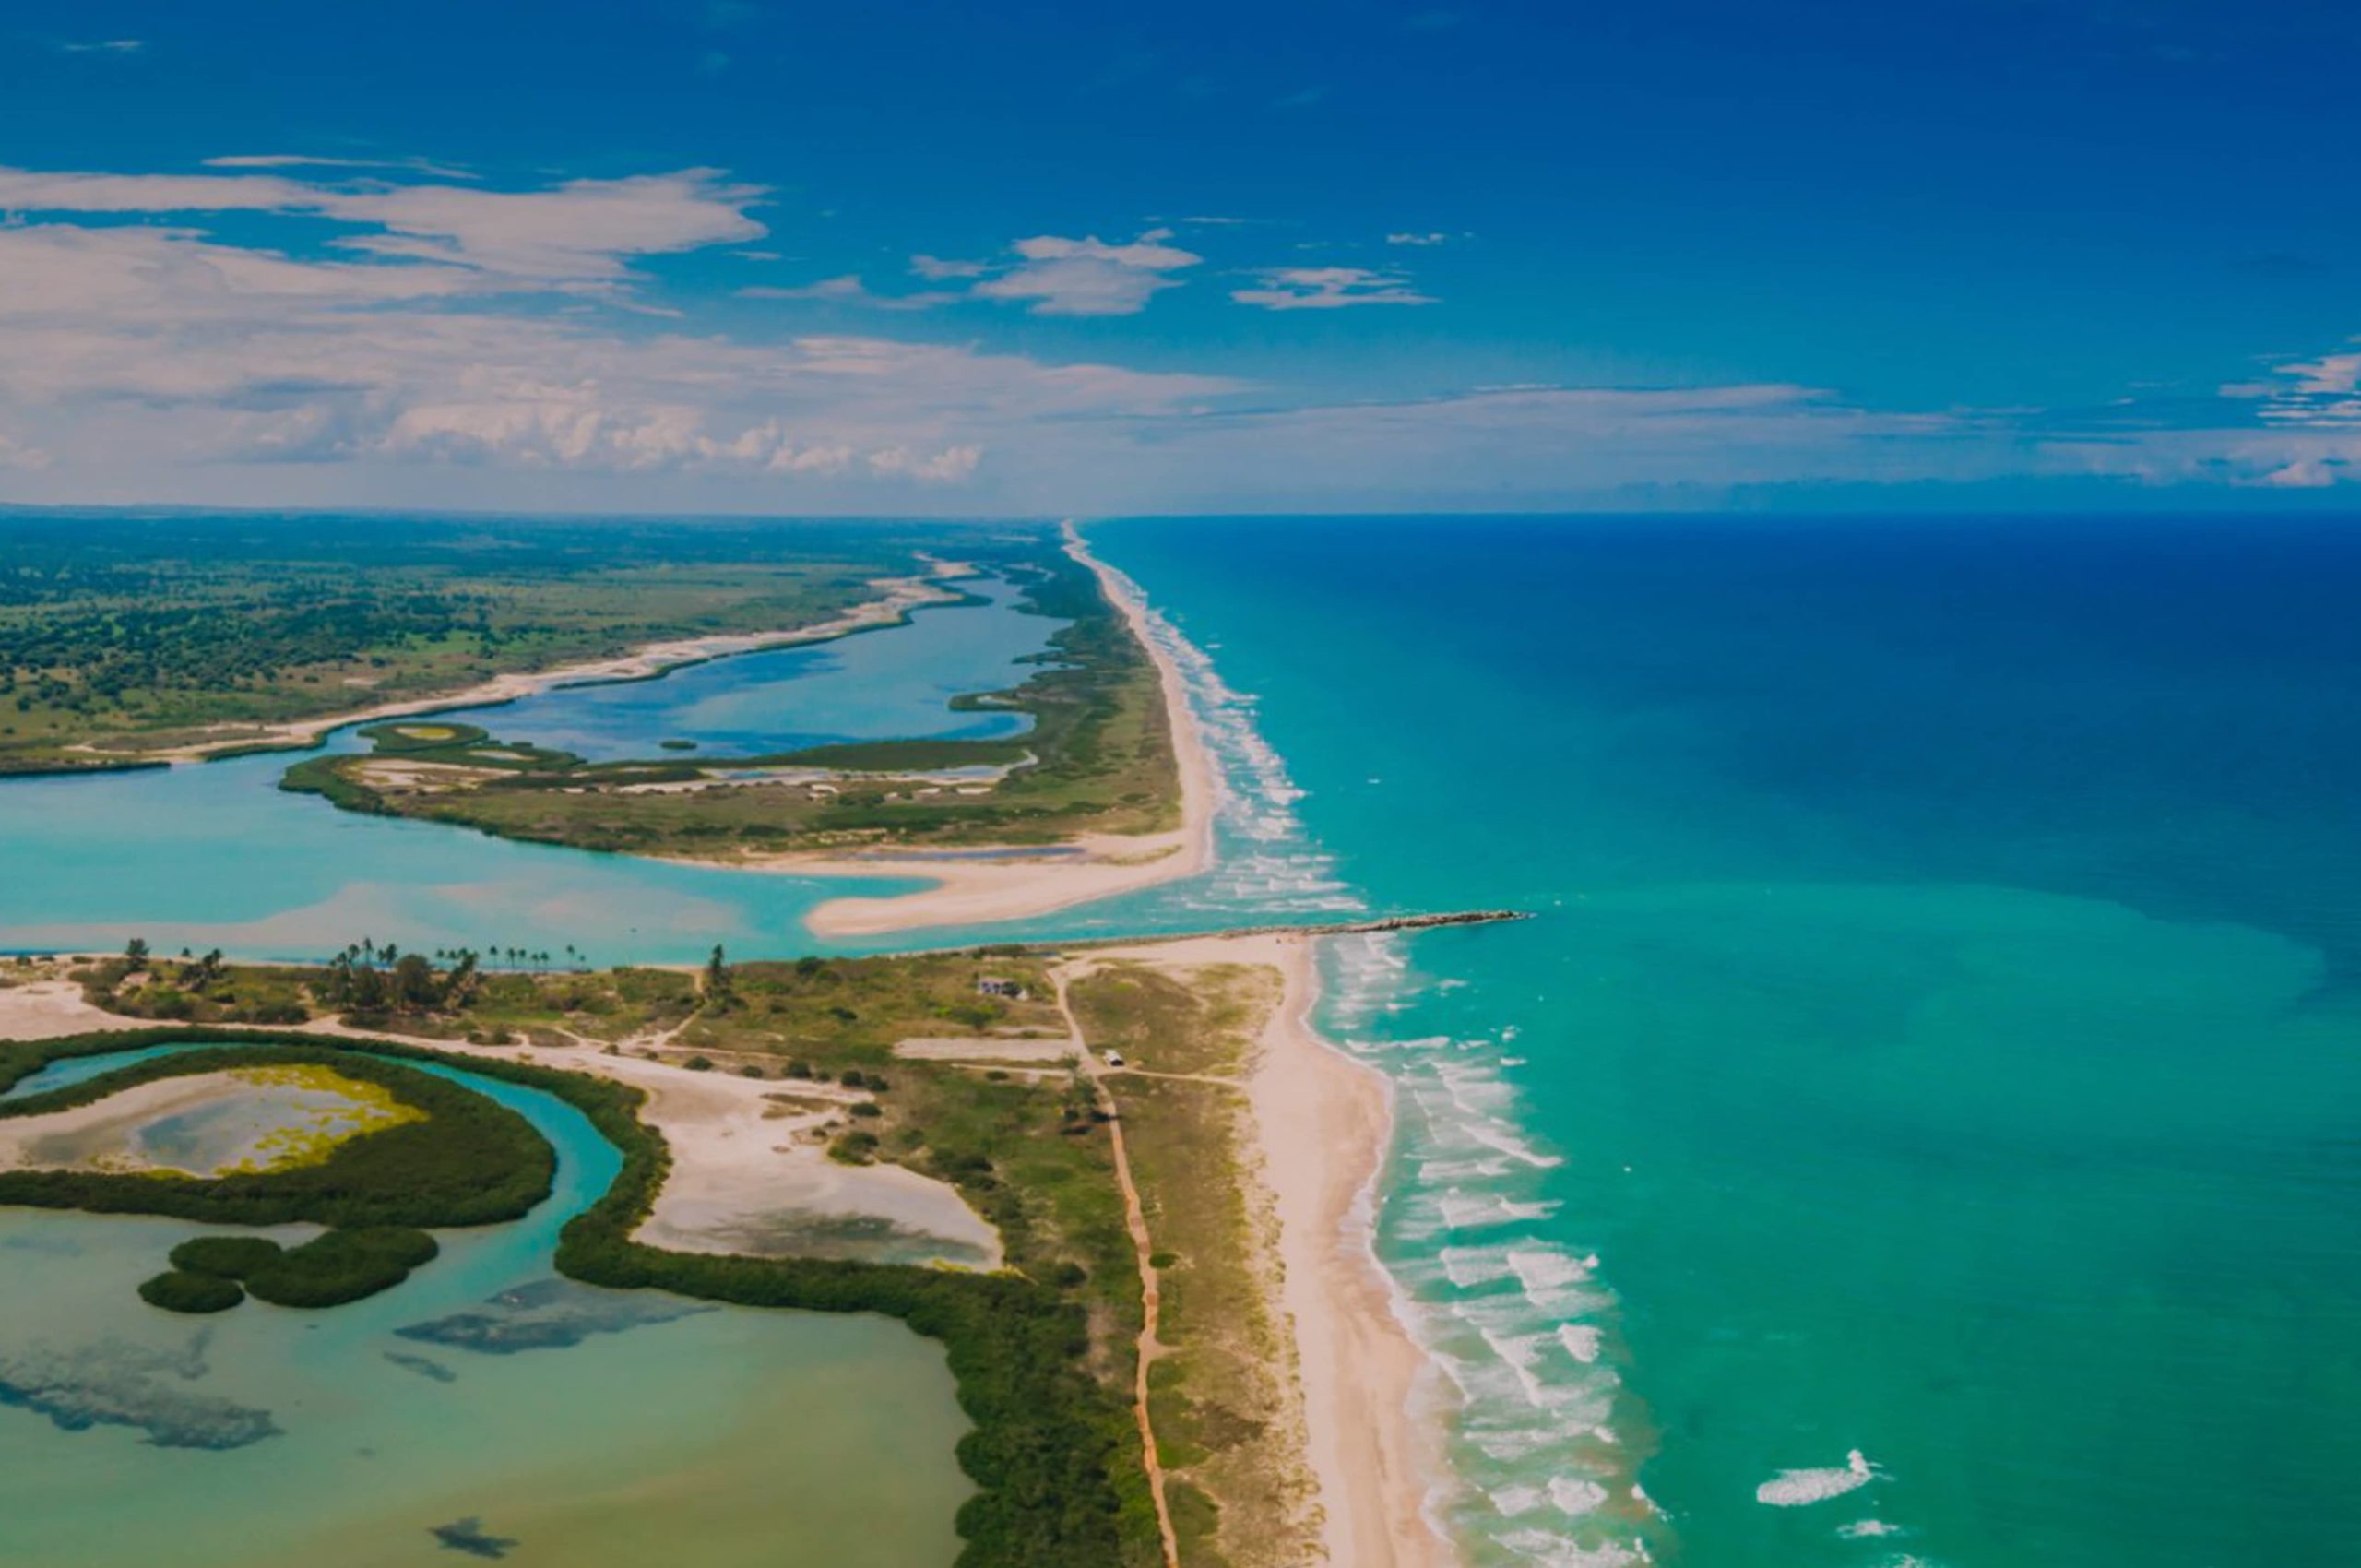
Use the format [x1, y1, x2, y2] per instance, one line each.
[113, 564, 969, 768]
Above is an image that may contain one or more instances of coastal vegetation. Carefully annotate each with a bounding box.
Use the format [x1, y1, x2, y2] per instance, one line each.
[144, 1227, 443, 1313]
[278, 538, 1181, 857]
[73, 941, 1069, 1051]
[0, 513, 987, 775]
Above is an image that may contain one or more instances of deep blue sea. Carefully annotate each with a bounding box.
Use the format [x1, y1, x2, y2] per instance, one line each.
[1092, 515, 2361, 1568]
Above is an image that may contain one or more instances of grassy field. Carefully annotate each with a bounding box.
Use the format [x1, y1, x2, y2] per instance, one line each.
[281, 536, 1182, 853]
[1069, 961, 1320, 1568]
[0, 512, 991, 774]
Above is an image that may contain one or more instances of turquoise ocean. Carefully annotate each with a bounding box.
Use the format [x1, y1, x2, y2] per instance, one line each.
[3, 512, 2355, 1565]
[1090, 514, 2361, 1568]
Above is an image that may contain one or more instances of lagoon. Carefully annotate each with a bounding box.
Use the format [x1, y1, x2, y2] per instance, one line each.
[0, 1045, 971, 1567]
[0, 576, 1065, 965]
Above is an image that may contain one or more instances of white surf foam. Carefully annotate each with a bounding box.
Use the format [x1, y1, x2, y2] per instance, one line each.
[1756, 1450, 1879, 1507]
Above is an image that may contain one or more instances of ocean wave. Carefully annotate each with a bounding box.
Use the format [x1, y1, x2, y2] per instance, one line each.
[1840, 1518, 1906, 1538]
[1756, 1450, 1879, 1507]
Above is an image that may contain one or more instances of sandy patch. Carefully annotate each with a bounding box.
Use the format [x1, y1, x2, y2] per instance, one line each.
[893, 1036, 1084, 1064]
[0, 980, 124, 1042]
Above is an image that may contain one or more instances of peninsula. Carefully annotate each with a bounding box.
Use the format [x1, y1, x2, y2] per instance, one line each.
[0, 916, 1477, 1567]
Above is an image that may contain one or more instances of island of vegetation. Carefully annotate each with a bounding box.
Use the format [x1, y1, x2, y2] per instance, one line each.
[143, 1227, 442, 1313]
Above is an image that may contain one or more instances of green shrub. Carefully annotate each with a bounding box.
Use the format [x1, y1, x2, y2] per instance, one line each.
[246, 1227, 440, 1307]
[138, 1269, 245, 1313]
[171, 1235, 284, 1277]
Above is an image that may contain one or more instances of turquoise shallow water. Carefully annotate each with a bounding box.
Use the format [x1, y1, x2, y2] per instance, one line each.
[0, 1045, 969, 1566]
[1090, 516, 2361, 1568]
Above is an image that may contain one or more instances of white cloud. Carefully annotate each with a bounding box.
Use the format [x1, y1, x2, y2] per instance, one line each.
[0, 164, 766, 285]
[6, 158, 2354, 512]
[1231, 266, 1435, 310]
[58, 39, 142, 53]
[866, 445, 983, 482]
[970, 230, 1201, 315]
[2256, 458, 2347, 488]
[1386, 232, 1451, 246]
[2277, 352, 2361, 398]
[0, 199, 1243, 501]
[909, 254, 989, 279]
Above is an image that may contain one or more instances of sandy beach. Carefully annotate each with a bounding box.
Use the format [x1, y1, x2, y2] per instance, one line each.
[125, 564, 967, 766]
[756, 526, 1218, 937]
[1083, 933, 1456, 1568]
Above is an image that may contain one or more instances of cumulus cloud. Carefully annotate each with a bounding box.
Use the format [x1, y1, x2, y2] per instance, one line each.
[1386, 232, 1451, 246]
[5, 157, 2352, 511]
[2274, 351, 2361, 398]
[1231, 266, 1435, 310]
[57, 39, 142, 53]
[970, 230, 1202, 315]
[0, 164, 766, 285]
[0, 195, 1242, 501]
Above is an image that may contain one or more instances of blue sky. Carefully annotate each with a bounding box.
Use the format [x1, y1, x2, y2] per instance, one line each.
[1, 0, 2355, 513]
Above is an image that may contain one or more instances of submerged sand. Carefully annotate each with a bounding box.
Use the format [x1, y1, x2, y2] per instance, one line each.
[0, 1065, 412, 1177]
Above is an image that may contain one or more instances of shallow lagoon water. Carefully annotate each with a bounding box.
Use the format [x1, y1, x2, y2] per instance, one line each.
[429, 571, 1050, 762]
[0, 1047, 970, 1567]
[0, 577, 1072, 964]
